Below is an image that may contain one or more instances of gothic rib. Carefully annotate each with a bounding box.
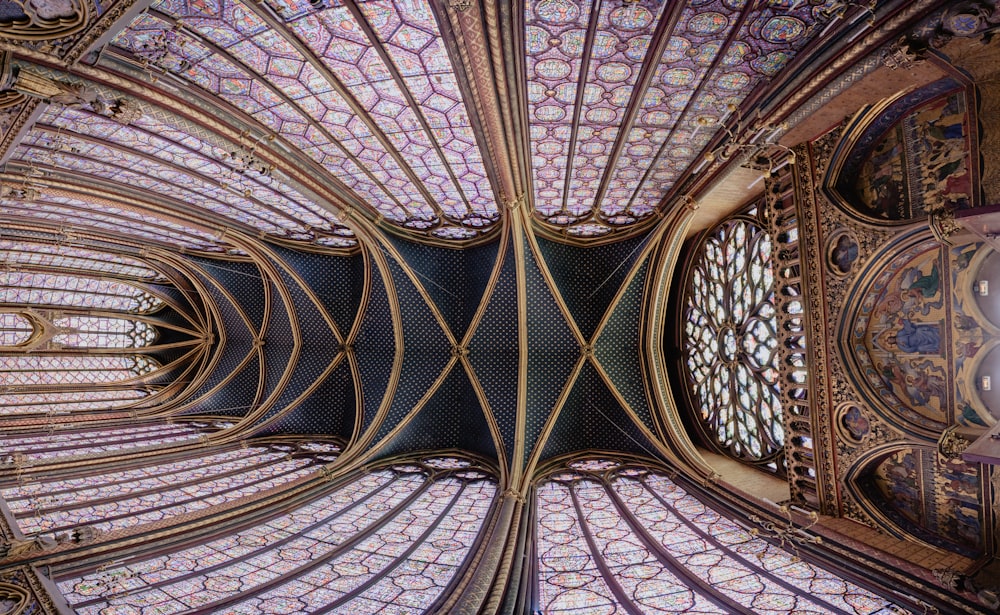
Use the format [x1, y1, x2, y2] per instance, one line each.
[236, 0, 446, 223]
[132, 10, 411, 220]
[622, 6, 758, 219]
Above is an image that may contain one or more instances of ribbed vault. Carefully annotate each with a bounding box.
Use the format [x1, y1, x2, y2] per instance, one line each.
[1, 0, 994, 613]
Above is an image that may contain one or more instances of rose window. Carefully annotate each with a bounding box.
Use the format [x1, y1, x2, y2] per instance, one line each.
[683, 215, 784, 465]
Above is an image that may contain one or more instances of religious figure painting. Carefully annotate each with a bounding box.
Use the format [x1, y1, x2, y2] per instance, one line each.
[855, 90, 973, 220]
[859, 246, 950, 426]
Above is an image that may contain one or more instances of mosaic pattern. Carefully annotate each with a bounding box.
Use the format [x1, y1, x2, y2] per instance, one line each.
[0, 389, 151, 416]
[0, 239, 162, 280]
[0, 194, 230, 253]
[536, 460, 903, 614]
[0, 355, 158, 386]
[525, 0, 828, 237]
[11, 106, 356, 248]
[0, 270, 163, 314]
[0, 423, 203, 463]
[58, 458, 497, 614]
[51, 316, 158, 348]
[5, 442, 337, 537]
[111, 0, 498, 239]
[0, 312, 33, 346]
[683, 216, 783, 462]
[0, 243, 201, 419]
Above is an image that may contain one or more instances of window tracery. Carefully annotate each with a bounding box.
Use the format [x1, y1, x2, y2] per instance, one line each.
[3, 441, 341, 539]
[0, 312, 34, 346]
[55, 456, 497, 614]
[682, 209, 784, 466]
[534, 458, 904, 614]
[0, 240, 206, 419]
[0, 389, 153, 416]
[0, 422, 205, 464]
[0, 238, 163, 280]
[110, 0, 499, 240]
[0, 270, 163, 314]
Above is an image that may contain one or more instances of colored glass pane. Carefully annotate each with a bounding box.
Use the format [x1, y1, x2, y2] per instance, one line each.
[536, 462, 904, 614]
[0, 422, 203, 463]
[58, 458, 497, 613]
[683, 217, 783, 462]
[0, 312, 34, 346]
[112, 0, 497, 239]
[4, 442, 338, 537]
[14, 106, 356, 247]
[0, 270, 163, 314]
[0, 195, 229, 253]
[0, 355, 158, 386]
[52, 316, 158, 349]
[0, 239, 162, 280]
[0, 389, 150, 415]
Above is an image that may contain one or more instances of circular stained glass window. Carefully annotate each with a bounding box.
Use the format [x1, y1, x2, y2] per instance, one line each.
[682, 214, 784, 464]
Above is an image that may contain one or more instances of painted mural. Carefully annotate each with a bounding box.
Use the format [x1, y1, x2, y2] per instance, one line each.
[853, 88, 974, 221]
[846, 237, 996, 433]
[869, 447, 982, 556]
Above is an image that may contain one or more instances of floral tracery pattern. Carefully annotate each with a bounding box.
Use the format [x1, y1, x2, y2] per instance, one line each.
[683, 216, 783, 464]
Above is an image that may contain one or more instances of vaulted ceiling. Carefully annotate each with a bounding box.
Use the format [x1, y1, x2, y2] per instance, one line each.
[0, 0, 964, 485]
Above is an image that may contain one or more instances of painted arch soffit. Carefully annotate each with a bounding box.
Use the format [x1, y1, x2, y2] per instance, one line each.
[107, 0, 503, 242]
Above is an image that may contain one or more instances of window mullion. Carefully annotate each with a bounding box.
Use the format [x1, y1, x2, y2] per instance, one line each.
[636, 475, 855, 615]
[602, 476, 758, 615]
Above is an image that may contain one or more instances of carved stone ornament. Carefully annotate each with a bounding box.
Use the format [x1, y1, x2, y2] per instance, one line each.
[897, 1, 1000, 60]
[938, 425, 972, 460]
[0, 65, 142, 124]
[0, 582, 29, 615]
[0, 525, 102, 559]
[929, 206, 962, 246]
[0, 0, 90, 41]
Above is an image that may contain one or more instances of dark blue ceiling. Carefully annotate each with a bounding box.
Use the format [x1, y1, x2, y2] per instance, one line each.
[184, 226, 655, 470]
[535, 233, 650, 340]
[521, 234, 581, 469]
[468, 234, 519, 467]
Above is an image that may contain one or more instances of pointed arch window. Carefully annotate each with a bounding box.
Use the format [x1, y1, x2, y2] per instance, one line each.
[0, 355, 157, 386]
[0, 313, 34, 347]
[50, 316, 158, 348]
[0, 236, 209, 419]
[534, 458, 904, 614]
[56, 456, 497, 614]
[0, 270, 163, 313]
[0, 421, 206, 464]
[0, 239, 164, 280]
[3, 440, 340, 538]
[682, 207, 784, 468]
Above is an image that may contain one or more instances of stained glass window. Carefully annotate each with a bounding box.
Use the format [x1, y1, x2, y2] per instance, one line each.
[0, 195, 229, 253]
[0, 422, 204, 464]
[535, 459, 904, 614]
[0, 239, 162, 280]
[0, 244, 194, 417]
[55, 456, 497, 614]
[3, 440, 339, 538]
[0, 355, 158, 386]
[51, 316, 158, 348]
[0, 312, 34, 346]
[683, 213, 784, 465]
[109, 0, 498, 239]
[523, 0, 828, 237]
[12, 106, 357, 248]
[0, 389, 152, 416]
[0, 270, 163, 314]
